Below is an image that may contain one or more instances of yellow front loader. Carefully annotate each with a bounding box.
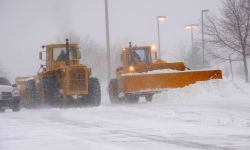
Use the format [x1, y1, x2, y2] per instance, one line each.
[16, 39, 101, 108]
[109, 43, 222, 104]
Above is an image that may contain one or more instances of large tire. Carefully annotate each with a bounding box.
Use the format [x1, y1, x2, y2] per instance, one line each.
[42, 78, 53, 103]
[42, 77, 62, 107]
[12, 97, 20, 112]
[109, 79, 123, 104]
[125, 95, 139, 104]
[87, 77, 101, 107]
[26, 80, 40, 108]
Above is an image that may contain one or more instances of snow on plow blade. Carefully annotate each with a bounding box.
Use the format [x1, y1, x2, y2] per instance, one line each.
[119, 70, 222, 93]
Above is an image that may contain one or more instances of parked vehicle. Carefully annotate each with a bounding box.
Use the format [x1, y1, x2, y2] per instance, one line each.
[0, 77, 20, 112]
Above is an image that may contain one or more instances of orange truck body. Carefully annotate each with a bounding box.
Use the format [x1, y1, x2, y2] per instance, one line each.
[108, 44, 222, 103]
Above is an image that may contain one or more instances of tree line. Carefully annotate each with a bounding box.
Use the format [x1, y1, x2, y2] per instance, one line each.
[183, 0, 249, 83]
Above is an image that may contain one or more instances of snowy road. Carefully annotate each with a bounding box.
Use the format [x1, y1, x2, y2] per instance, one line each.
[1, 80, 250, 150]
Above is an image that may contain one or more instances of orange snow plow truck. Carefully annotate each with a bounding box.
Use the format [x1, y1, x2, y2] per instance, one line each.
[108, 43, 222, 104]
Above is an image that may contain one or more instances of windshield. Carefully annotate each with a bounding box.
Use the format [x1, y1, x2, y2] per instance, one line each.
[53, 47, 77, 62]
[128, 48, 150, 65]
[0, 78, 11, 86]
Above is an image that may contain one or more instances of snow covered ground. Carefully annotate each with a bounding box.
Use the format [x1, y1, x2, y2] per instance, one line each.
[1, 80, 250, 150]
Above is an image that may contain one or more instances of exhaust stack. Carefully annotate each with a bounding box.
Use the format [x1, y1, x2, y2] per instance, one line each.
[66, 39, 70, 65]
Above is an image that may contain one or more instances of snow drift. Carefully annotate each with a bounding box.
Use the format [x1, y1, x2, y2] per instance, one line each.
[0, 80, 250, 150]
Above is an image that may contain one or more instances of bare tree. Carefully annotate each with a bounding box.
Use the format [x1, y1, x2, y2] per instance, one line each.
[181, 40, 210, 70]
[205, 0, 250, 82]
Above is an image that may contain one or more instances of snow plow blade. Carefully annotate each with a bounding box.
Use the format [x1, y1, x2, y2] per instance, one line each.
[118, 70, 222, 94]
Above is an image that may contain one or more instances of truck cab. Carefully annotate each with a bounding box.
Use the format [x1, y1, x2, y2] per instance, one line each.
[38, 40, 90, 97]
[122, 46, 155, 65]
[117, 44, 185, 75]
[40, 42, 81, 72]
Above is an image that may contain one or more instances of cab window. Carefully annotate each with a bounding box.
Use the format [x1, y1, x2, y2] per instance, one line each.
[53, 48, 76, 61]
[128, 48, 150, 65]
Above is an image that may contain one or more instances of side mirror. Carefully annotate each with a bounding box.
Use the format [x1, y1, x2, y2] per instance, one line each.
[39, 51, 46, 61]
[12, 84, 17, 88]
[39, 52, 43, 60]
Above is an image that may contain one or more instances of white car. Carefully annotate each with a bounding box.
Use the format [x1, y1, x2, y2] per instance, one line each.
[0, 77, 20, 112]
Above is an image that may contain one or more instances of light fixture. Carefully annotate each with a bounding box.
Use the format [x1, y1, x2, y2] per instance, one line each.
[185, 24, 198, 29]
[151, 45, 156, 51]
[129, 66, 135, 72]
[157, 16, 166, 21]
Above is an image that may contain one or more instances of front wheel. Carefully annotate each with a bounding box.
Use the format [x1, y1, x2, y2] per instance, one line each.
[87, 77, 101, 107]
[12, 97, 20, 112]
[109, 79, 123, 104]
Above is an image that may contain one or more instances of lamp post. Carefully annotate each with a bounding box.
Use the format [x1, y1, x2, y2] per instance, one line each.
[157, 16, 166, 59]
[185, 24, 198, 66]
[105, 0, 111, 82]
[201, 9, 209, 65]
[229, 53, 234, 81]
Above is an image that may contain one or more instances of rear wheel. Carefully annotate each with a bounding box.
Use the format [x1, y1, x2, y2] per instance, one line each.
[12, 97, 20, 112]
[26, 79, 40, 108]
[86, 77, 101, 107]
[109, 79, 123, 104]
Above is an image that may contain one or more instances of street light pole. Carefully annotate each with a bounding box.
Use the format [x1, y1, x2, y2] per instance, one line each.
[156, 16, 166, 59]
[190, 27, 195, 64]
[186, 24, 198, 66]
[229, 53, 234, 81]
[191, 27, 194, 54]
[201, 9, 209, 65]
[105, 0, 111, 82]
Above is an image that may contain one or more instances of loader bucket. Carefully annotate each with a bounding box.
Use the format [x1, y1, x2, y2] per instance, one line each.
[118, 70, 222, 94]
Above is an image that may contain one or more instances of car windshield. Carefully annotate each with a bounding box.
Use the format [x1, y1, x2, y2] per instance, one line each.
[53, 47, 77, 62]
[0, 78, 11, 86]
[128, 48, 150, 65]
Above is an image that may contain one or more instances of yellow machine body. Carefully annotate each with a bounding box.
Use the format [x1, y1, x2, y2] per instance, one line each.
[115, 45, 222, 95]
[39, 43, 90, 97]
[16, 41, 95, 106]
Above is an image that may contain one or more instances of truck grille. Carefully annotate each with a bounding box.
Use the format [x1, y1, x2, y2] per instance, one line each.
[1, 92, 12, 100]
[70, 68, 86, 91]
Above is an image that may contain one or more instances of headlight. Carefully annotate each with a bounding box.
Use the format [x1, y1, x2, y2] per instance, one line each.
[129, 66, 135, 72]
[151, 45, 156, 51]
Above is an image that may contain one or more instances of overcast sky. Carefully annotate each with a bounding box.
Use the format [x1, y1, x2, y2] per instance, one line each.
[0, 0, 222, 81]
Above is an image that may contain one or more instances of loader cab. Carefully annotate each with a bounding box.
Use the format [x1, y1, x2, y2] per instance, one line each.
[40, 43, 80, 71]
[121, 45, 157, 66]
